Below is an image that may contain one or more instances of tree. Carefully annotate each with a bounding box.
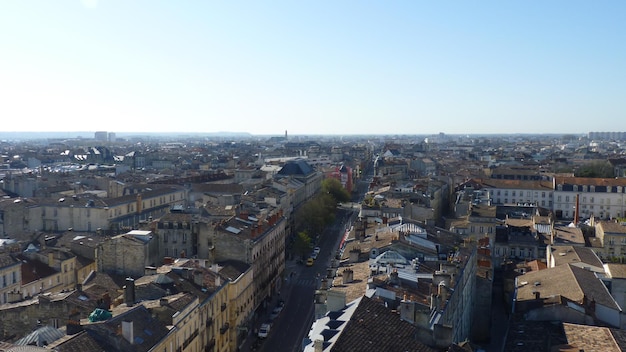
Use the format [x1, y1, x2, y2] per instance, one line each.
[322, 178, 351, 204]
[294, 231, 312, 260]
[575, 161, 614, 178]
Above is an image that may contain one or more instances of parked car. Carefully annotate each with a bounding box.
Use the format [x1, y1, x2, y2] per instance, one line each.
[306, 257, 314, 266]
[313, 246, 321, 255]
[270, 306, 282, 320]
[258, 323, 271, 338]
[310, 252, 318, 260]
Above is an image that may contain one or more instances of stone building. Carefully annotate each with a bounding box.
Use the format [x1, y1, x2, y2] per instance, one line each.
[99, 230, 159, 277]
[206, 209, 286, 310]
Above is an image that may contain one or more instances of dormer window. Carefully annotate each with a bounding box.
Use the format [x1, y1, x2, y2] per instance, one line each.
[582, 185, 587, 192]
[557, 184, 563, 191]
[573, 185, 578, 192]
[590, 185, 595, 192]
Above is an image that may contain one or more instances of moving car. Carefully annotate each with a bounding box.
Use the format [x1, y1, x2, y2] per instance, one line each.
[258, 323, 271, 338]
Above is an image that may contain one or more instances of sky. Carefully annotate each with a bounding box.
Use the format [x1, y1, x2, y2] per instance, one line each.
[1, 1, 625, 136]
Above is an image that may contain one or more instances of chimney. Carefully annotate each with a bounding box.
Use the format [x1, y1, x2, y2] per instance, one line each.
[76, 283, 82, 292]
[342, 268, 354, 284]
[66, 310, 83, 335]
[574, 193, 580, 225]
[534, 291, 540, 300]
[122, 320, 134, 344]
[388, 269, 400, 286]
[136, 194, 142, 214]
[313, 339, 324, 352]
[124, 278, 135, 306]
[438, 282, 448, 309]
[215, 274, 221, 287]
[400, 297, 416, 324]
[160, 298, 168, 306]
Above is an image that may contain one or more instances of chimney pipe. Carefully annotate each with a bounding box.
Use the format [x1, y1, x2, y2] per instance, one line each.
[574, 193, 580, 225]
[122, 320, 134, 344]
[124, 278, 135, 306]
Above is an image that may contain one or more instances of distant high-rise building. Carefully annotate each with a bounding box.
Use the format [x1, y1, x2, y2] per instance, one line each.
[108, 132, 116, 143]
[588, 131, 626, 141]
[94, 131, 108, 141]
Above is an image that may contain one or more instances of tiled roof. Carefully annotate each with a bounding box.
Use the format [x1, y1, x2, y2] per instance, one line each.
[17, 255, 58, 285]
[330, 296, 436, 352]
[555, 176, 626, 187]
[46, 330, 108, 352]
[0, 253, 20, 269]
[552, 226, 585, 246]
[516, 264, 620, 311]
[606, 263, 626, 279]
[479, 178, 553, 190]
[190, 183, 243, 194]
[562, 323, 622, 352]
[503, 320, 567, 352]
[83, 305, 169, 352]
[550, 245, 603, 269]
[598, 221, 626, 235]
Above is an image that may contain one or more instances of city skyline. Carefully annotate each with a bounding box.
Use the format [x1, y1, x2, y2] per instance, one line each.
[1, 1, 625, 135]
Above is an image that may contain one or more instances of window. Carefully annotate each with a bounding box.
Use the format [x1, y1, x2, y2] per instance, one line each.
[512, 191, 516, 197]
[182, 233, 187, 243]
[542, 192, 546, 198]
[566, 196, 570, 202]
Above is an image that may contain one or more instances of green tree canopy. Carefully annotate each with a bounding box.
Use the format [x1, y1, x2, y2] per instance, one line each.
[322, 178, 351, 204]
[294, 231, 312, 259]
[575, 161, 614, 178]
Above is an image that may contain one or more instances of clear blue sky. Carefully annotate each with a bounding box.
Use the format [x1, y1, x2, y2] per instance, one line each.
[1, 1, 624, 135]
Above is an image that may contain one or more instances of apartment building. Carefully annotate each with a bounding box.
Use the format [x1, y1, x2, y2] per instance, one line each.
[0, 253, 21, 304]
[207, 209, 286, 310]
[553, 176, 626, 220]
[481, 178, 554, 208]
[594, 220, 626, 260]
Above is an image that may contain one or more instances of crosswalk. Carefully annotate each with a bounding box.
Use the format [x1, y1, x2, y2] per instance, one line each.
[292, 278, 318, 287]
